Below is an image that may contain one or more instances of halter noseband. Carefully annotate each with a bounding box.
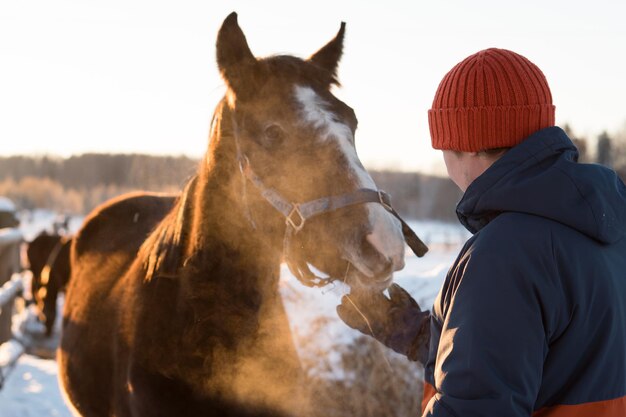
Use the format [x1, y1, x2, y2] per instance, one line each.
[236, 152, 429, 288]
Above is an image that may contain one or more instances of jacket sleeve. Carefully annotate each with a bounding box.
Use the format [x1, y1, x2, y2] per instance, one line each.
[423, 238, 549, 417]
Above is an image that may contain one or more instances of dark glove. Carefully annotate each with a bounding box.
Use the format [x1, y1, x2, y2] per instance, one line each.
[336, 283, 430, 364]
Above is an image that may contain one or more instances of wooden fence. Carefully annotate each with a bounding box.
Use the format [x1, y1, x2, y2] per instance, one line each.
[0, 228, 24, 389]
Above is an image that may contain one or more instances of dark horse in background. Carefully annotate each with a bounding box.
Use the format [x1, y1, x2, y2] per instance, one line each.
[26, 230, 72, 337]
[60, 13, 418, 417]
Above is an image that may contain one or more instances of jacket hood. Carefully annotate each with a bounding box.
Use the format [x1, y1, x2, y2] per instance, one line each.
[457, 126, 626, 243]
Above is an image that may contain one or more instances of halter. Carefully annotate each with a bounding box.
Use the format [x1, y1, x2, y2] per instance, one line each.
[231, 121, 428, 287]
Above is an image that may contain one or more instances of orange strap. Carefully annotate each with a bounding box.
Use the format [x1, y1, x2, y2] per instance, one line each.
[421, 382, 437, 415]
[421, 384, 625, 416]
[533, 395, 626, 417]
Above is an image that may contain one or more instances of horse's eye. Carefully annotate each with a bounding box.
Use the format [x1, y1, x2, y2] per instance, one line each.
[263, 124, 285, 148]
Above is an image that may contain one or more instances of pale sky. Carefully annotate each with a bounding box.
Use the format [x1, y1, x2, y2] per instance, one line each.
[1, 0, 625, 174]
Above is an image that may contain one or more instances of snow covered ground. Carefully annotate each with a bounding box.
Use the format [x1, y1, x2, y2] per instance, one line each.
[0, 212, 468, 416]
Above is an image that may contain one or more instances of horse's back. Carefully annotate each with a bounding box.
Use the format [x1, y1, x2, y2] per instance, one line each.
[59, 191, 178, 416]
[73, 191, 178, 259]
[66, 191, 177, 315]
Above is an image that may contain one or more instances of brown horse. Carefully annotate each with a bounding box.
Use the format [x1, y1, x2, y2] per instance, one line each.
[59, 13, 411, 417]
[26, 231, 72, 336]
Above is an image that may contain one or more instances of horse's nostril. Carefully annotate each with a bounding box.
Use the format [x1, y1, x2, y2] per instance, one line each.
[365, 220, 405, 263]
[362, 245, 395, 279]
[393, 255, 406, 271]
[364, 232, 404, 272]
[372, 262, 394, 282]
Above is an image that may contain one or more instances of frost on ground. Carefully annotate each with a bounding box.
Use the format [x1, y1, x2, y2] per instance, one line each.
[0, 213, 468, 416]
[0, 355, 70, 417]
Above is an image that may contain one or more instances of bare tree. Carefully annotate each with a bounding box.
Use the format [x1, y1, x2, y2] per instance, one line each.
[597, 131, 613, 168]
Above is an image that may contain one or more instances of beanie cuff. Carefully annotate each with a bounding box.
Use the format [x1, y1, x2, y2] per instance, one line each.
[429, 104, 556, 152]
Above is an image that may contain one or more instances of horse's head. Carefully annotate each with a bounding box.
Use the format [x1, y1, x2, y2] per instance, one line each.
[215, 13, 406, 291]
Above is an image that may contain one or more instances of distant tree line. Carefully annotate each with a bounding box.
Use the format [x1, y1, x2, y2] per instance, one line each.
[0, 154, 198, 190]
[0, 154, 197, 215]
[0, 153, 462, 221]
[563, 123, 626, 179]
[1, 125, 624, 220]
[370, 171, 461, 221]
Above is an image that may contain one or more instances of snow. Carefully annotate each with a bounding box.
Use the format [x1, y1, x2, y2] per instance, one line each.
[0, 212, 469, 416]
[0, 340, 24, 369]
[0, 198, 16, 213]
[0, 355, 70, 417]
[0, 274, 23, 309]
[16, 210, 83, 242]
[0, 229, 22, 246]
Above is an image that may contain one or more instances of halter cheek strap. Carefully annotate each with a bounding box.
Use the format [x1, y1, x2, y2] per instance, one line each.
[237, 155, 429, 288]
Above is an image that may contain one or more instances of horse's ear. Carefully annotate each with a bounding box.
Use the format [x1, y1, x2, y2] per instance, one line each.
[308, 22, 346, 82]
[216, 12, 260, 99]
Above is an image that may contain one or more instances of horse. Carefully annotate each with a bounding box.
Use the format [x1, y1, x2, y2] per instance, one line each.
[26, 231, 72, 336]
[59, 12, 423, 417]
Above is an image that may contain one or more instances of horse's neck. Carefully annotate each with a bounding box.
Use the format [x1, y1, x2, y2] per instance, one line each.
[190, 158, 281, 267]
[176, 131, 286, 308]
[169, 157, 298, 389]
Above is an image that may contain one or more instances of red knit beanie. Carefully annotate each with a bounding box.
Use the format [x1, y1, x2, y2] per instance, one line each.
[428, 48, 555, 152]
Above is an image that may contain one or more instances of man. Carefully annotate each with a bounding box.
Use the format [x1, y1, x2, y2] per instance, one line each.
[338, 48, 626, 416]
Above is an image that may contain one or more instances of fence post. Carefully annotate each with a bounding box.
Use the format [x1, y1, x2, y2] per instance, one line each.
[0, 229, 22, 343]
[0, 228, 24, 388]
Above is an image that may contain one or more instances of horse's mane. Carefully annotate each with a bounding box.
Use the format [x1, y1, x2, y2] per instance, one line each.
[140, 175, 198, 281]
[139, 99, 233, 281]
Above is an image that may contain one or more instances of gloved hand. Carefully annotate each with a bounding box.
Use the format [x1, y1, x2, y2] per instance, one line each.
[336, 283, 430, 364]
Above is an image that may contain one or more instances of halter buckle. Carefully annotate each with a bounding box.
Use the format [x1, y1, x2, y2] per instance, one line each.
[378, 190, 393, 212]
[286, 204, 306, 233]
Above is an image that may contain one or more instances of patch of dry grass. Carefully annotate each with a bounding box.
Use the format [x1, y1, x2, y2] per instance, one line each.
[298, 316, 424, 417]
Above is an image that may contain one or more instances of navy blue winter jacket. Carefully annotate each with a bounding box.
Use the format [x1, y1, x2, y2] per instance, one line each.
[422, 127, 626, 417]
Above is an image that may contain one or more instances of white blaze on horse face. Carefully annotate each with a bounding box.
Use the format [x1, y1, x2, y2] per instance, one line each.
[293, 85, 405, 277]
[293, 86, 354, 146]
[294, 85, 371, 187]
